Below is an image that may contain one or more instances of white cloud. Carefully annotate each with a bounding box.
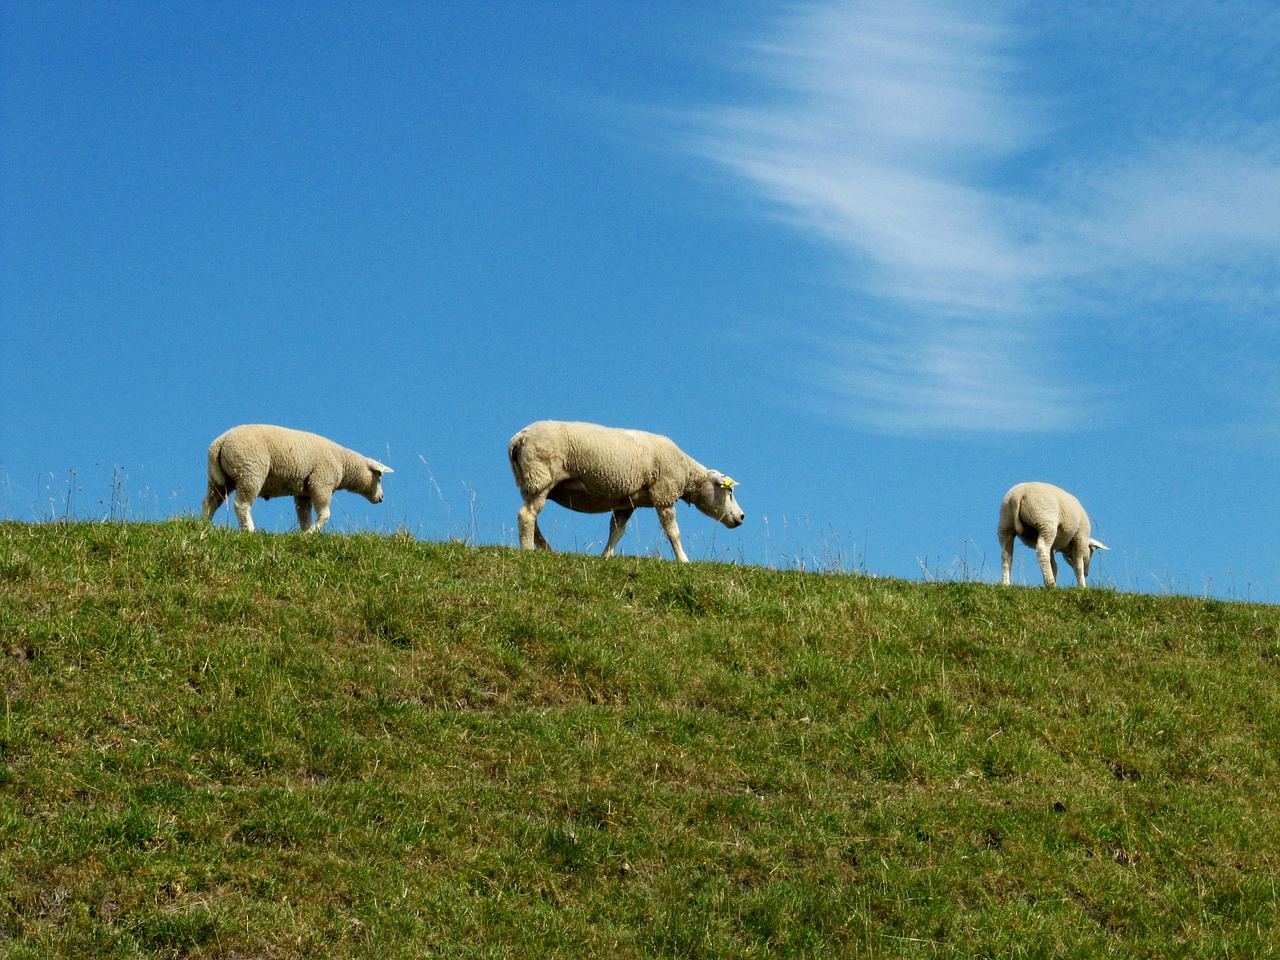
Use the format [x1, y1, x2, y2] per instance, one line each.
[691, 0, 1280, 434]
[1067, 142, 1280, 261]
[695, 0, 1071, 432]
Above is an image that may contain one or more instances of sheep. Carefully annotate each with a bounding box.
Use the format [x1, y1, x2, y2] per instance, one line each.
[202, 424, 392, 533]
[998, 481, 1108, 588]
[508, 420, 744, 562]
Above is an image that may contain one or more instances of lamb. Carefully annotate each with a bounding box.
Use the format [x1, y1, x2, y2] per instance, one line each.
[998, 481, 1108, 588]
[508, 420, 744, 562]
[202, 424, 393, 533]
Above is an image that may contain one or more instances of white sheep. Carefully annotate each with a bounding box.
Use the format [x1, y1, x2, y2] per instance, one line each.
[202, 424, 392, 533]
[998, 481, 1108, 588]
[508, 420, 744, 562]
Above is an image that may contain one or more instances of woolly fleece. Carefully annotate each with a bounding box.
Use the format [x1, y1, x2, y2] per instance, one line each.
[203, 423, 391, 533]
[998, 481, 1107, 588]
[508, 420, 743, 562]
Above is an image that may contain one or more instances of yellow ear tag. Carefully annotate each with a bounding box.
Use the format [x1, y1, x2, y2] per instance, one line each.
[719, 476, 737, 490]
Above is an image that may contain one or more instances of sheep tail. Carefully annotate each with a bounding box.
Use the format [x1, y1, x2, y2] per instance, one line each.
[207, 437, 229, 488]
[1009, 489, 1027, 537]
[507, 434, 528, 490]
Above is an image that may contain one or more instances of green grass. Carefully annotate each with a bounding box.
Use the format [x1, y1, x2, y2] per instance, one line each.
[2, 520, 1279, 958]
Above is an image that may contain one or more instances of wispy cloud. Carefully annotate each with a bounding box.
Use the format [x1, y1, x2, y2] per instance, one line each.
[1065, 142, 1280, 262]
[690, 0, 1280, 434]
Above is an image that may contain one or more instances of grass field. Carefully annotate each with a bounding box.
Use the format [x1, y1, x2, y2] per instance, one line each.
[2, 519, 1279, 958]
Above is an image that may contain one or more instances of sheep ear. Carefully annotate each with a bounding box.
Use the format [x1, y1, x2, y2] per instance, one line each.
[708, 471, 737, 490]
[368, 459, 393, 475]
[1089, 538, 1108, 552]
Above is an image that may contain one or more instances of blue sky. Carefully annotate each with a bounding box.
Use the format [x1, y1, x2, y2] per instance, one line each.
[3, 0, 1278, 599]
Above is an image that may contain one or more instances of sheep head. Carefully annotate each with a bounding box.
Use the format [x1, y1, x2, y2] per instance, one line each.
[692, 471, 744, 528]
[1083, 537, 1109, 577]
[360, 458, 393, 504]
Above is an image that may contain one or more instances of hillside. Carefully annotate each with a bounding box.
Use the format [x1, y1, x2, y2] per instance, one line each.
[2, 520, 1279, 958]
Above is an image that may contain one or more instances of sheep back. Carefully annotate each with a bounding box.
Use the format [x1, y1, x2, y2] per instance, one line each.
[209, 424, 384, 500]
[509, 420, 701, 511]
[1000, 481, 1089, 550]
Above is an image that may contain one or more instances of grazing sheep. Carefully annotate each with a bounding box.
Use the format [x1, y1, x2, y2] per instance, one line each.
[202, 424, 392, 533]
[508, 420, 744, 562]
[998, 481, 1108, 588]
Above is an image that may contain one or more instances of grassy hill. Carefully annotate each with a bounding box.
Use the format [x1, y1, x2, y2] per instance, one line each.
[2, 520, 1279, 958]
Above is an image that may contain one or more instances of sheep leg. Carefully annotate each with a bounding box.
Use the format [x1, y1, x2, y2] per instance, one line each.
[309, 491, 332, 534]
[518, 492, 550, 551]
[998, 531, 1015, 585]
[1035, 540, 1057, 587]
[1070, 553, 1088, 589]
[294, 496, 314, 532]
[202, 482, 229, 522]
[232, 489, 257, 532]
[602, 507, 634, 558]
[656, 505, 689, 563]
